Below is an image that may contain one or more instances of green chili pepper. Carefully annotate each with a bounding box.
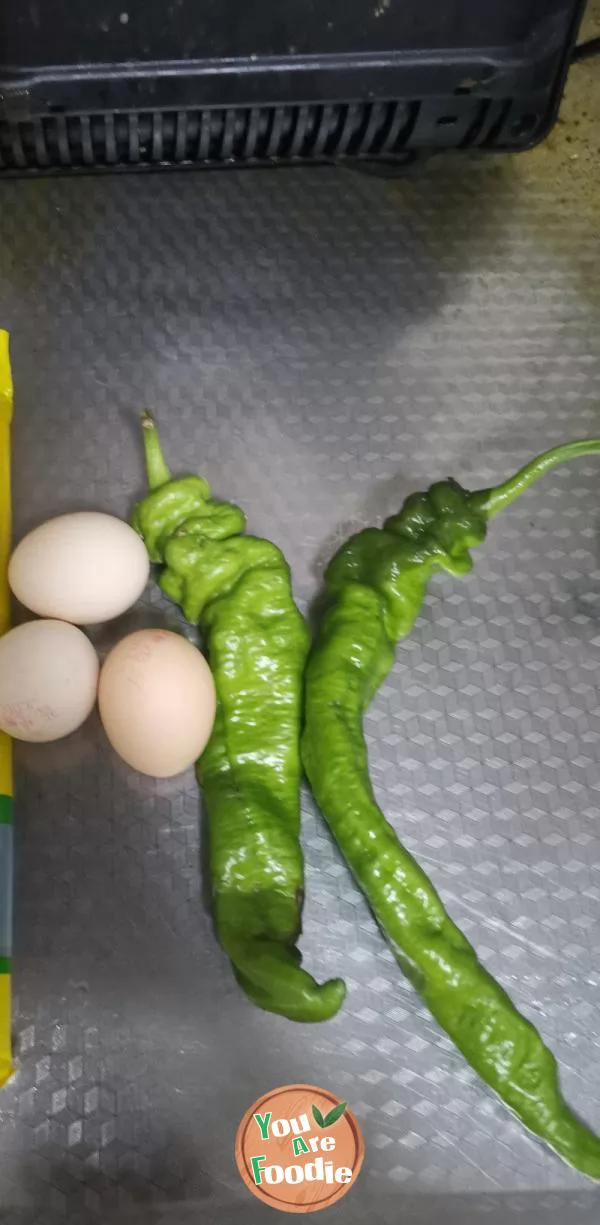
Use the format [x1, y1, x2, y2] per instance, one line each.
[302, 439, 600, 1175]
[133, 415, 345, 1023]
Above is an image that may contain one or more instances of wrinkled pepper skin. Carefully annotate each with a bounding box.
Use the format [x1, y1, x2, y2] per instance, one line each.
[133, 415, 345, 1023]
[303, 439, 600, 1175]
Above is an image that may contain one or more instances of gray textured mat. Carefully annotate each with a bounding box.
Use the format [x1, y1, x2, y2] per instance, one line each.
[0, 19, 599, 1225]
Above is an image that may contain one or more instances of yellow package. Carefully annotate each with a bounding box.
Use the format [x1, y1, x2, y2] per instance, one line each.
[0, 331, 13, 1085]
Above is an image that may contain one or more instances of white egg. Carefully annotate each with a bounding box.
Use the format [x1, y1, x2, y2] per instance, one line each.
[98, 629, 216, 778]
[9, 512, 150, 625]
[0, 620, 99, 742]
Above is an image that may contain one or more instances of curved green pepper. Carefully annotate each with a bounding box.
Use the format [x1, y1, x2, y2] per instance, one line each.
[133, 415, 345, 1023]
[302, 439, 600, 1174]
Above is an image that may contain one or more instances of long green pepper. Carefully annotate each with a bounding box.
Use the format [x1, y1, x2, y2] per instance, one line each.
[302, 439, 600, 1176]
[133, 415, 345, 1023]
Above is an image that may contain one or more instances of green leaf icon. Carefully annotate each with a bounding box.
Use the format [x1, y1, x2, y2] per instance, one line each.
[311, 1104, 326, 1128]
[322, 1101, 347, 1128]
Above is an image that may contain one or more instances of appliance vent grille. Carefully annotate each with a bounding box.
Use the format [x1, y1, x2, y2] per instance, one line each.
[0, 98, 530, 171]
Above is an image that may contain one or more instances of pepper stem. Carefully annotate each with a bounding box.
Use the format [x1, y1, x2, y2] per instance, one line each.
[141, 412, 172, 491]
[473, 438, 600, 520]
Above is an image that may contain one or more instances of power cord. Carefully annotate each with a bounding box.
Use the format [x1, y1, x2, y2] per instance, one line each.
[572, 35, 600, 61]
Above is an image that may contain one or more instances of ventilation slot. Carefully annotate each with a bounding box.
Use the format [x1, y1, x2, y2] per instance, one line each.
[0, 98, 505, 171]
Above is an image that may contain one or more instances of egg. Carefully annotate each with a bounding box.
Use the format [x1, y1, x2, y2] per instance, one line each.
[9, 512, 150, 625]
[98, 629, 216, 778]
[0, 620, 99, 742]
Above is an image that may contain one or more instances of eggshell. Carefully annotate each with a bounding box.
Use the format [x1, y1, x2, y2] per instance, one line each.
[9, 512, 150, 625]
[0, 620, 99, 742]
[98, 629, 216, 778]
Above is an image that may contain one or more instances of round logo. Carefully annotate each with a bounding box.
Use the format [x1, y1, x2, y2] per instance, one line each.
[235, 1083, 364, 1214]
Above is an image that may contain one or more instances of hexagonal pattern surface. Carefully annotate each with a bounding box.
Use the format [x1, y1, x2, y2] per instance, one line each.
[0, 18, 600, 1225]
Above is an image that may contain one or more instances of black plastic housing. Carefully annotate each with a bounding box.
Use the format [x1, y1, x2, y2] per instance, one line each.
[0, 0, 585, 172]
